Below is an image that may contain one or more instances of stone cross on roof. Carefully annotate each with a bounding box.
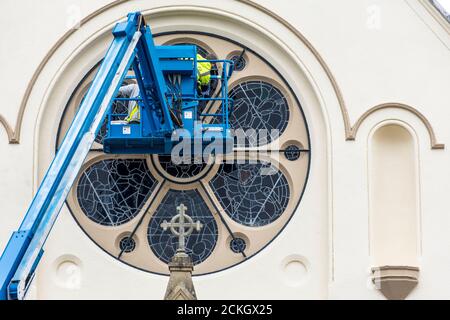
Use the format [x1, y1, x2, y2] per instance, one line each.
[161, 203, 203, 252]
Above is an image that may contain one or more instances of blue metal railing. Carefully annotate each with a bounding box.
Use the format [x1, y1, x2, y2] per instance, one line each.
[197, 59, 234, 132]
[109, 58, 235, 134]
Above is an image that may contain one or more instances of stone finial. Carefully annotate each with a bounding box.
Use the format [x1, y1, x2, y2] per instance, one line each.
[162, 203, 203, 300]
[164, 251, 197, 300]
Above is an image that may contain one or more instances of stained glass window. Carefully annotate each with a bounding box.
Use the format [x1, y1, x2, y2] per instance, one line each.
[230, 54, 247, 71]
[284, 145, 302, 161]
[64, 32, 310, 275]
[217, 81, 289, 147]
[210, 161, 290, 227]
[230, 237, 247, 254]
[119, 236, 136, 253]
[157, 155, 207, 180]
[77, 159, 156, 226]
[147, 189, 218, 265]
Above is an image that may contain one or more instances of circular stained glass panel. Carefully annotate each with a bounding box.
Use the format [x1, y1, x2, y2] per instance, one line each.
[119, 237, 136, 253]
[77, 159, 156, 226]
[62, 32, 310, 276]
[227, 81, 289, 147]
[210, 161, 290, 227]
[284, 145, 302, 161]
[230, 54, 246, 71]
[230, 237, 247, 254]
[147, 189, 218, 265]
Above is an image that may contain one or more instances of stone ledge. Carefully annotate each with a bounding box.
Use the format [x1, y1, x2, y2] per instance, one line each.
[372, 266, 420, 300]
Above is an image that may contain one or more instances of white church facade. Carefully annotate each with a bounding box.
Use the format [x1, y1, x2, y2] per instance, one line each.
[0, 0, 449, 299]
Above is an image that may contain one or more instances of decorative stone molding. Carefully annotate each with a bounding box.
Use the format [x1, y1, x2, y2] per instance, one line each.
[0, 115, 14, 143]
[351, 102, 445, 149]
[372, 266, 420, 300]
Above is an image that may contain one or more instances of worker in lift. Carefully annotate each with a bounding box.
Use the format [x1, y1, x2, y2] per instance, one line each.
[196, 53, 213, 96]
[120, 53, 213, 124]
[118, 83, 140, 123]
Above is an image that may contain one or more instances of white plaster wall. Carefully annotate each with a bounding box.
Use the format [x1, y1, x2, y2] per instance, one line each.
[0, 0, 449, 299]
[254, 0, 450, 299]
[0, 0, 113, 251]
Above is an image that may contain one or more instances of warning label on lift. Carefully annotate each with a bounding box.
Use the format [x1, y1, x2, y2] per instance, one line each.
[184, 111, 193, 119]
[123, 126, 131, 135]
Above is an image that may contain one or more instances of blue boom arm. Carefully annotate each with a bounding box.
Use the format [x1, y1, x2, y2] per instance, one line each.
[0, 11, 232, 300]
[0, 12, 147, 300]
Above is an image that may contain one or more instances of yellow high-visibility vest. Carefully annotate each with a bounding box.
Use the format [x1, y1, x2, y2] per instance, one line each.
[125, 104, 140, 122]
[196, 54, 211, 87]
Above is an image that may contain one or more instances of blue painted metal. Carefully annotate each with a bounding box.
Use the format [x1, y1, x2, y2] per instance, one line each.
[0, 11, 235, 299]
[0, 12, 143, 300]
[103, 43, 235, 154]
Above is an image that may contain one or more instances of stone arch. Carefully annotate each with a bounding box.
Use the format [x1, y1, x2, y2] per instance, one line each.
[1, 0, 343, 145]
[350, 103, 444, 150]
[1, 0, 444, 158]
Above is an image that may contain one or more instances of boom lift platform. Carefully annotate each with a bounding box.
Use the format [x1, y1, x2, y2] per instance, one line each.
[0, 12, 234, 300]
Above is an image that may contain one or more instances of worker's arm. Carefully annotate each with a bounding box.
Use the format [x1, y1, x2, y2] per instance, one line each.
[118, 83, 139, 97]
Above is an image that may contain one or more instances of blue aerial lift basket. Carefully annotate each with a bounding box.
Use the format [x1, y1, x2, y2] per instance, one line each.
[103, 14, 234, 155]
[0, 12, 234, 300]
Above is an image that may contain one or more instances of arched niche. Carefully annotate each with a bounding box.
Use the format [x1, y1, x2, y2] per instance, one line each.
[368, 122, 420, 299]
